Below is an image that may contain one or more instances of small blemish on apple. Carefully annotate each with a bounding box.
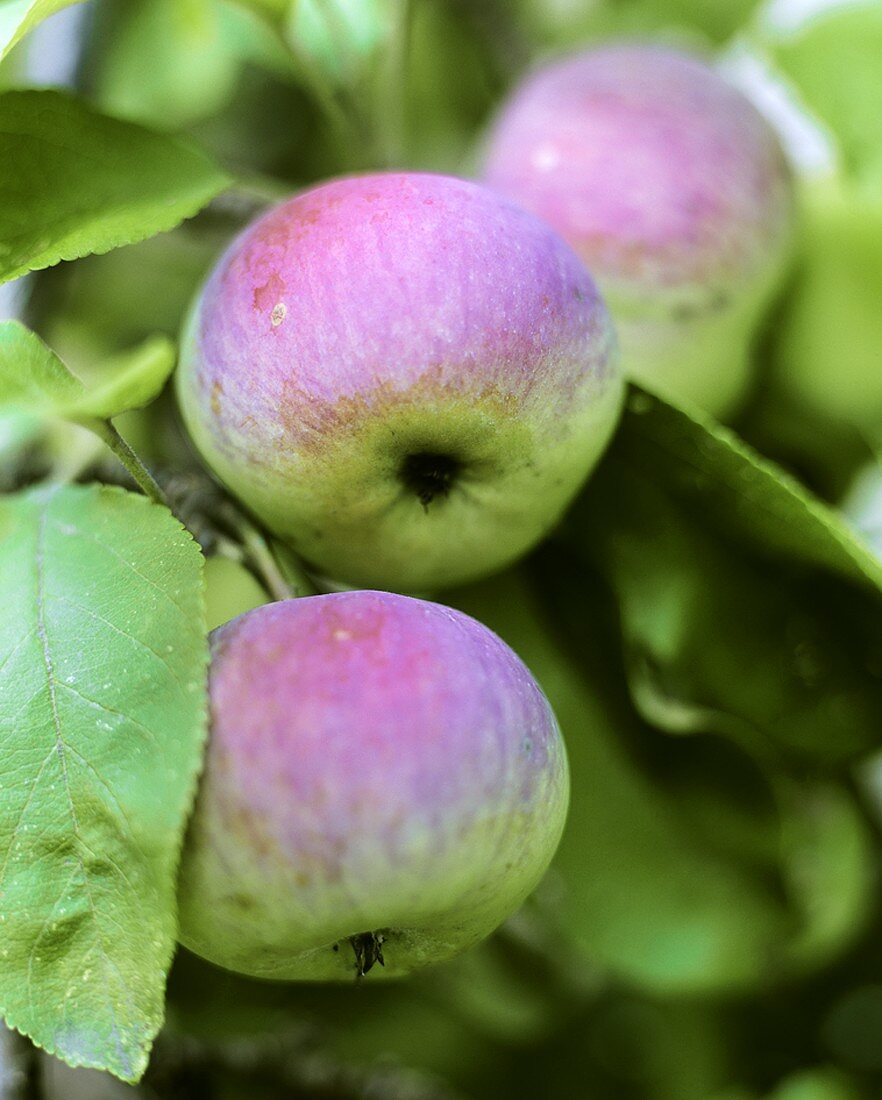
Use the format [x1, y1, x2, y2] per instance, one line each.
[252, 271, 286, 311]
[271, 302, 287, 327]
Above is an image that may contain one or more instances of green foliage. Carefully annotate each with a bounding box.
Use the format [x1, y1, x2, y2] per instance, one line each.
[0, 320, 83, 459]
[762, 1, 882, 185]
[452, 388, 882, 997]
[0, 89, 230, 285]
[89, 0, 242, 130]
[286, 0, 396, 85]
[0, 484, 207, 1080]
[571, 388, 882, 765]
[740, 2, 882, 444]
[602, 388, 882, 587]
[770, 176, 882, 428]
[1, 2, 880, 1094]
[452, 570, 790, 995]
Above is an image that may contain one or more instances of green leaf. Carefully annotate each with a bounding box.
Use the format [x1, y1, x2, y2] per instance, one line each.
[0, 89, 230, 286]
[0, 319, 82, 414]
[66, 337, 177, 421]
[0, 319, 84, 465]
[0, 321, 175, 424]
[0, 484, 207, 1082]
[609, 389, 882, 590]
[0, 323, 173, 502]
[0, 0, 85, 59]
[564, 388, 882, 766]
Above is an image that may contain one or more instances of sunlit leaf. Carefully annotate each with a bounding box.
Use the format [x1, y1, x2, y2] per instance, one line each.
[0, 89, 230, 285]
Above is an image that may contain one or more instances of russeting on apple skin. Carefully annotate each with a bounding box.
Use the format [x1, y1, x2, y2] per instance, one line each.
[481, 45, 794, 419]
[176, 591, 569, 980]
[176, 172, 621, 592]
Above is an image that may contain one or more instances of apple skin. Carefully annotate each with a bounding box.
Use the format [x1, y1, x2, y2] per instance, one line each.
[176, 590, 569, 980]
[176, 172, 621, 592]
[481, 45, 795, 418]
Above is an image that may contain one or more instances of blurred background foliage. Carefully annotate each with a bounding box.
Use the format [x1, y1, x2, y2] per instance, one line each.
[3, 0, 882, 1097]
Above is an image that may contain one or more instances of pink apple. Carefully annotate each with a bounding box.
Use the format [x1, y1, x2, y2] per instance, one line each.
[482, 45, 794, 417]
[177, 590, 569, 979]
[176, 172, 621, 591]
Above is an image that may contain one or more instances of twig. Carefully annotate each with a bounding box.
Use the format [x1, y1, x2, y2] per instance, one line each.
[86, 420, 168, 508]
[215, 502, 294, 603]
[240, 520, 295, 603]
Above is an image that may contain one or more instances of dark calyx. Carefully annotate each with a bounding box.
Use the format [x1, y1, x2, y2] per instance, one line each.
[350, 931, 386, 977]
[400, 452, 461, 509]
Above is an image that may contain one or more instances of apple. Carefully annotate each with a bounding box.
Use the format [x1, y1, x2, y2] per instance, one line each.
[176, 172, 621, 592]
[481, 44, 795, 418]
[176, 590, 569, 980]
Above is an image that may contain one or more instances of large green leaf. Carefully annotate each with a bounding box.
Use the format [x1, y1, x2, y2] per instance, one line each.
[0, 484, 207, 1081]
[0, 0, 85, 59]
[0, 89, 230, 285]
[564, 388, 882, 765]
[607, 389, 882, 588]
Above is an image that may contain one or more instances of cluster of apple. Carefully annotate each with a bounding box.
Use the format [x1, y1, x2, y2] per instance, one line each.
[174, 44, 793, 979]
